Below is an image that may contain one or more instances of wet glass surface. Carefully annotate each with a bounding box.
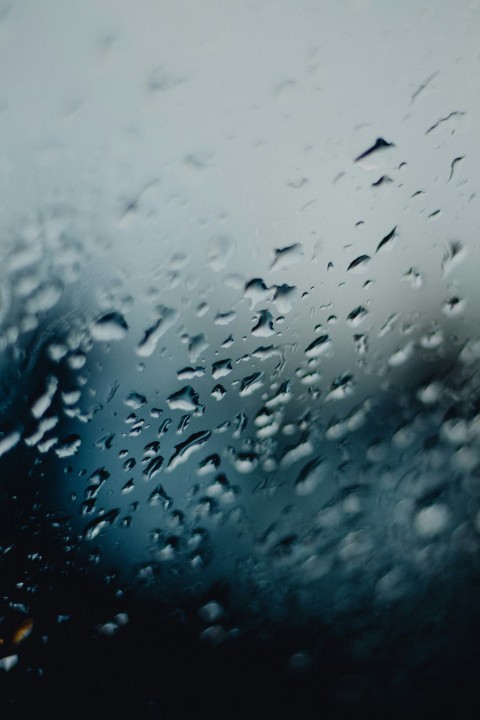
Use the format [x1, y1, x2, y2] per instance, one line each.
[1, 1, 480, 716]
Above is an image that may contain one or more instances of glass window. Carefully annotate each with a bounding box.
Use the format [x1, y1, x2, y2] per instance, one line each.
[1, 0, 479, 715]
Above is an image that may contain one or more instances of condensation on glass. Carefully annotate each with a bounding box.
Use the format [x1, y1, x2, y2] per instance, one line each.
[0, 0, 479, 704]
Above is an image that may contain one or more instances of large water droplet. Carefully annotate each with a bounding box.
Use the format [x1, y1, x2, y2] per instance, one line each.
[91, 312, 129, 341]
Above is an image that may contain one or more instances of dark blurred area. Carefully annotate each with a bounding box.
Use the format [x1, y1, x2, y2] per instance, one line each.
[2, 346, 480, 720]
[2, 523, 480, 720]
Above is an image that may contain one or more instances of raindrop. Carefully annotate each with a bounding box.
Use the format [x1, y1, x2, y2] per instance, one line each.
[30, 375, 58, 419]
[55, 434, 81, 458]
[0, 428, 21, 458]
[442, 296, 466, 317]
[177, 414, 192, 433]
[354, 137, 395, 162]
[346, 306, 368, 328]
[441, 240, 465, 277]
[305, 334, 332, 358]
[124, 391, 147, 409]
[211, 384, 226, 400]
[347, 255, 371, 274]
[252, 310, 275, 337]
[0, 655, 18, 672]
[376, 226, 397, 253]
[214, 310, 236, 325]
[166, 430, 212, 471]
[280, 436, 314, 468]
[414, 505, 450, 538]
[206, 236, 235, 272]
[188, 334, 209, 363]
[326, 374, 355, 401]
[91, 312, 128, 342]
[270, 243, 303, 271]
[238, 372, 264, 397]
[212, 359, 233, 379]
[273, 284, 297, 314]
[198, 601, 225, 623]
[388, 343, 414, 367]
[167, 385, 200, 412]
[143, 455, 164, 481]
[295, 457, 326, 496]
[136, 306, 178, 357]
[177, 366, 206, 380]
[197, 454, 221, 475]
[83, 509, 120, 540]
[147, 485, 172, 508]
[243, 278, 271, 308]
[25, 278, 63, 313]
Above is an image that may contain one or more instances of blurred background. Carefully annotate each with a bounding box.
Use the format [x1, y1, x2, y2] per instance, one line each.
[1, 0, 480, 717]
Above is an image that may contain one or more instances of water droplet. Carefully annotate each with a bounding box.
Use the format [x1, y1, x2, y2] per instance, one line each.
[167, 385, 200, 412]
[355, 137, 395, 162]
[346, 306, 368, 328]
[148, 484, 172, 508]
[238, 372, 264, 397]
[281, 436, 314, 468]
[295, 457, 325, 496]
[122, 479, 135, 494]
[199, 625, 226, 644]
[442, 296, 466, 317]
[212, 359, 232, 379]
[206, 235, 235, 271]
[136, 306, 178, 357]
[199, 601, 225, 623]
[442, 240, 465, 277]
[188, 334, 209, 363]
[0, 427, 20, 458]
[243, 278, 271, 308]
[214, 310, 236, 325]
[197, 454, 221, 475]
[325, 374, 355, 401]
[270, 243, 303, 271]
[347, 255, 371, 274]
[387, 343, 414, 367]
[273, 284, 297, 314]
[124, 391, 147, 409]
[376, 226, 397, 253]
[29, 375, 58, 419]
[375, 568, 407, 603]
[91, 312, 128, 341]
[232, 451, 258, 474]
[0, 655, 18, 672]
[55, 434, 81, 457]
[252, 310, 275, 337]
[143, 455, 164, 481]
[83, 509, 120, 540]
[414, 504, 450, 538]
[305, 334, 332, 358]
[166, 430, 211, 471]
[211, 384, 226, 400]
[25, 278, 63, 313]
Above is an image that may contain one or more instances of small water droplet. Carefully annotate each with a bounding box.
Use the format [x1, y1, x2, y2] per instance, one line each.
[347, 255, 371, 274]
[270, 243, 303, 271]
[206, 235, 235, 271]
[305, 334, 332, 358]
[83, 509, 120, 540]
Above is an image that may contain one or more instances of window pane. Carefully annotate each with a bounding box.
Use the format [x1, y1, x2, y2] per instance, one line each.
[1, 0, 479, 715]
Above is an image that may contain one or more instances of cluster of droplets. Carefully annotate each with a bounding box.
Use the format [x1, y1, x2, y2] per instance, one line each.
[0, 106, 478, 680]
